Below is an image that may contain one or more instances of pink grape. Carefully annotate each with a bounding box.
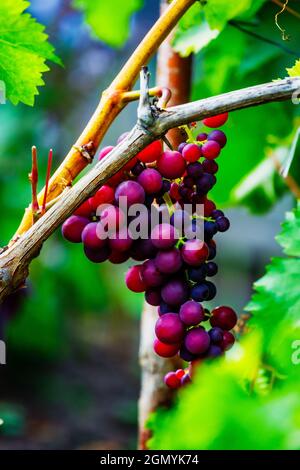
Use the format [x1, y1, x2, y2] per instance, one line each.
[157, 151, 186, 179]
[62, 216, 89, 243]
[185, 328, 210, 355]
[179, 300, 205, 326]
[82, 222, 107, 250]
[115, 180, 145, 207]
[181, 240, 209, 266]
[155, 313, 185, 344]
[154, 248, 182, 274]
[137, 168, 163, 194]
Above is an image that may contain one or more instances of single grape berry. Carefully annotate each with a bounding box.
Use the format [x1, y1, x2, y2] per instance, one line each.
[157, 151, 186, 179]
[109, 250, 129, 264]
[84, 245, 111, 263]
[137, 140, 163, 163]
[151, 223, 178, 250]
[178, 142, 187, 153]
[216, 216, 230, 232]
[221, 331, 235, 350]
[181, 239, 209, 266]
[196, 132, 208, 142]
[187, 161, 203, 179]
[182, 143, 202, 163]
[175, 369, 185, 379]
[74, 198, 93, 218]
[202, 140, 221, 160]
[208, 130, 227, 148]
[210, 306, 237, 330]
[91, 185, 115, 211]
[155, 313, 185, 344]
[211, 209, 224, 219]
[164, 371, 181, 389]
[203, 113, 228, 128]
[82, 222, 107, 250]
[185, 328, 210, 355]
[141, 259, 165, 287]
[145, 288, 162, 306]
[208, 327, 223, 344]
[115, 180, 145, 207]
[161, 278, 189, 306]
[188, 265, 207, 283]
[109, 227, 133, 252]
[155, 248, 182, 274]
[137, 168, 163, 195]
[179, 300, 205, 326]
[202, 159, 219, 175]
[206, 261, 218, 277]
[206, 345, 223, 357]
[125, 265, 147, 293]
[190, 283, 209, 302]
[131, 161, 145, 176]
[154, 339, 180, 358]
[62, 216, 89, 243]
[203, 280, 217, 301]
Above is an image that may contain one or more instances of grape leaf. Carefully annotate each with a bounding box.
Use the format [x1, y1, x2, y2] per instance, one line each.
[246, 203, 300, 371]
[286, 59, 300, 77]
[73, 0, 143, 48]
[0, 0, 61, 106]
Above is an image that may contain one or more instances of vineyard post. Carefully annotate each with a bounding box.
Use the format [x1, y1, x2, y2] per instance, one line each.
[138, 0, 193, 449]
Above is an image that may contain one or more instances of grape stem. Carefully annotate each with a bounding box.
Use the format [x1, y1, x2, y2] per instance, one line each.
[0, 74, 300, 303]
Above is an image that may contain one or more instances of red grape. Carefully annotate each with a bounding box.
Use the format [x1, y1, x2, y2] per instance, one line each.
[210, 306, 237, 330]
[203, 112, 228, 128]
[137, 168, 163, 194]
[154, 339, 180, 358]
[62, 216, 89, 243]
[182, 143, 202, 163]
[181, 240, 209, 266]
[155, 313, 185, 344]
[137, 140, 163, 163]
[157, 151, 186, 179]
[202, 140, 221, 160]
[125, 265, 147, 293]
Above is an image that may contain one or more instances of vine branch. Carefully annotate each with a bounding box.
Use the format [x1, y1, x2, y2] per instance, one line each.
[14, 0, 197, 238]
[0, 75, 299, 304]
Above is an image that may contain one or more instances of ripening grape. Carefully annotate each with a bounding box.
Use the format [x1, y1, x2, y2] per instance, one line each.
[151, 223, 178, 250]
[179, 300, 205, 326]
[210, 306, 237, 330]
[202, 140, 221, 160]
[82, 222, 107, 250]
[155, 313, 185, 344]
[62, 216, 89, 243]
[154, 248, 182, 274]
[182, 143, 202, 163]
[208, 130, 227, 148]
[203, 112, 228, 128]
[141, 259, 165, 287]
[157, 151, 186, 179]
[125, 265, 147, 293]
[181, 240, 209, 266]
[161, 278, 189, 306]
[164, 371, 181, 389]
[154, 338, 180, 358]
[184, 328, 210, 355]
[137, 168, 163, 195]
[115, 180, 145, 207]
[137, 140, 163, 163]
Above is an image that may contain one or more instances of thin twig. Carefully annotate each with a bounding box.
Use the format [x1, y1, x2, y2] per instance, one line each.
[41, 149, 53, 216]
[29, 146, 39, 223]
[229, 20, 298, 56]
[272, 0, 300, 20]
[274, 0, 291, 40]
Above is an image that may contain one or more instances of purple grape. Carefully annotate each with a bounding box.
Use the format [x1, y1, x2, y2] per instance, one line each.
[131, 161, 145, 176]
[186, 162, 203, 179]
[179, 300, 205, 326]
[145, 288, 162, 306]
[211, 209, 224, 219]
[181, 373, 192, 385]
[204, 221, 218, 240]
[81, 222, 106, 250]
[196, 132, 208, 142]
[170, 209, 191, 235]
[190, 283, 209, 302]
[62, 215, 89, 243]
[206, 261, 218, 277]
[161, 278, 189, 306]
[208, 327, 223, 344]
[204, 280, 217, 301]
[155, 313, 185, 344]
[151, 223, 178, 250]
[179, 345, 197, 362]
[84, 244, 111, 263]
[202, 159, 219, 175]
[141, 259, 165, 287]
[137, 168, 163, 195]
[155, 248, 182, 274]
[185, 328, 210, 355]
[216, 216, 230, 232]
[178, 142, 187, 153]
[206, 345, 223, 357]
[158, 301, 178, 315]
[196, 173, 214, 194]
[188, 265, 207, 283]
[115, 180, 145, 207]
[109, 227, 133, 252]
[183, 176, 195, 188]
[208, 130, 227, 148]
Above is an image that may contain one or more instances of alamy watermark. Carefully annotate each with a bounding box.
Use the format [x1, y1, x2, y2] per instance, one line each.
[0, 340, 6, 365]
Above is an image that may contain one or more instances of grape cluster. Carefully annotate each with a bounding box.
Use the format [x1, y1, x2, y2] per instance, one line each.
[62, 111, 238, 388]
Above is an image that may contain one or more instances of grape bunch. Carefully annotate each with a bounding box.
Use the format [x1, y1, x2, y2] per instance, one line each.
[61, 111, 238, 388]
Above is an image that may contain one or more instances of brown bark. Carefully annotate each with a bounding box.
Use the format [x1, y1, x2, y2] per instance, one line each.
[138, 1, 193, 450]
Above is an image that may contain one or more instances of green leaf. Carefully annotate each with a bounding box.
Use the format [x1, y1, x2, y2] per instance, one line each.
[246, 203, 300, 371]
[202, 0, 265, 31]
[73, 0, 143, 48]
[276, 204, 300, 256]
[0, 0, 61, 106]
[287, 59, 300, 77]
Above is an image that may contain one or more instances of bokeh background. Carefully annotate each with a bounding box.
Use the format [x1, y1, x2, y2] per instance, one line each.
[0, 0, 296, 449]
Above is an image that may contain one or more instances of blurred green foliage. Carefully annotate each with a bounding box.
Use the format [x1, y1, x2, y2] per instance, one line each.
[148, 203, 300, 450]
[73, 0, 144, 48]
